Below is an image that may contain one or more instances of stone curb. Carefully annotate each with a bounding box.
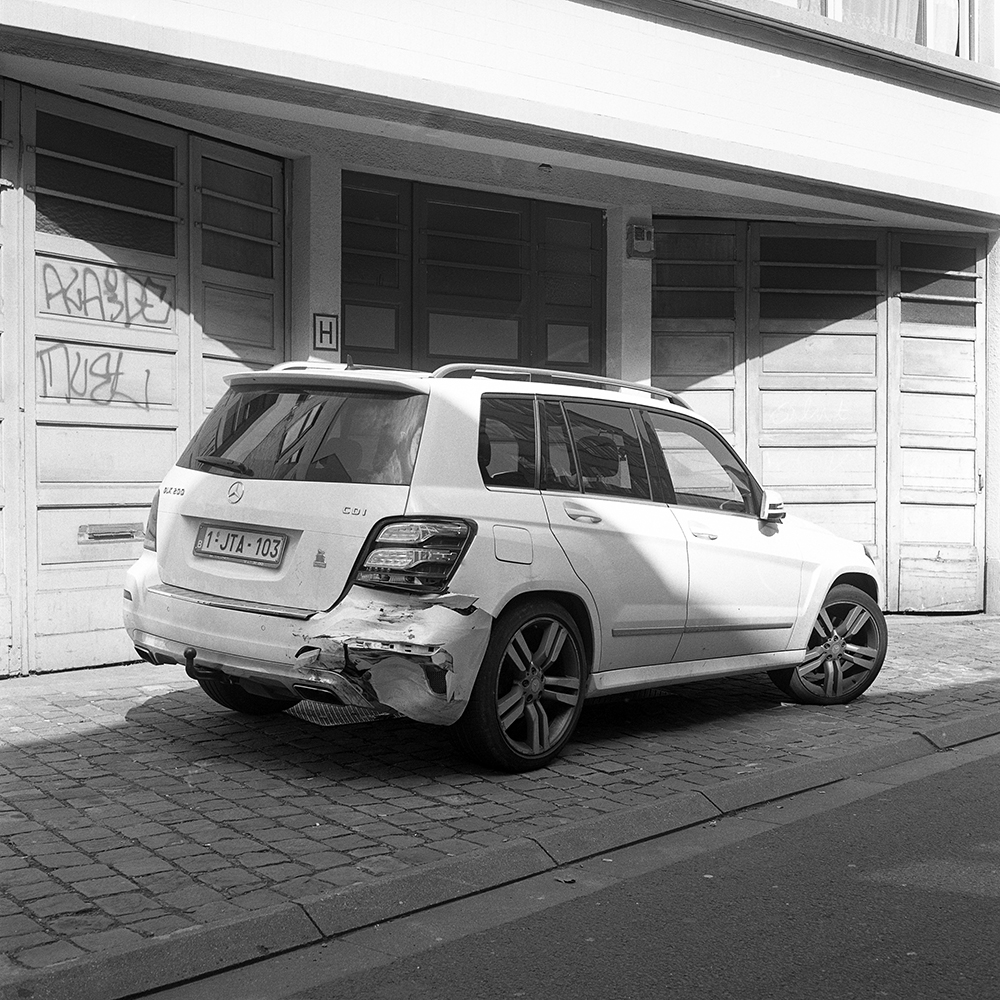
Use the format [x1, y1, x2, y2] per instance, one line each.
[5, 709, 1000, 1000]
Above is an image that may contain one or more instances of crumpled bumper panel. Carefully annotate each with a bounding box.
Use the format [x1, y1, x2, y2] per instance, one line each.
[293, 590, 493, 725]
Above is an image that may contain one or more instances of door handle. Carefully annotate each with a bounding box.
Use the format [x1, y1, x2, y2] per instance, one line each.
[563, 502, 601, 524]
[691, 530, 718, 540]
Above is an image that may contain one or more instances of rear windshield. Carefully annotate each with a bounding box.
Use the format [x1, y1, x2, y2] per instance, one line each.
[178, 385, 427, 485]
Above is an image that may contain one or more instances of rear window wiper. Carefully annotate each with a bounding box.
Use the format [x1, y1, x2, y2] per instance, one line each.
[195, 455, 255, 477]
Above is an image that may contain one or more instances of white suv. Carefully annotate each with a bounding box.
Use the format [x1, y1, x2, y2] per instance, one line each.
[124, 362, 887, 771]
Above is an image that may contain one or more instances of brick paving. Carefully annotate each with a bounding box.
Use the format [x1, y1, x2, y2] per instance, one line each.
[2, 614, 1000, 984]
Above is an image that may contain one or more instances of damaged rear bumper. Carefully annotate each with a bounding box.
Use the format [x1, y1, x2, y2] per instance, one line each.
[292, 590, 493, 724]
[125, 572, 493, 726]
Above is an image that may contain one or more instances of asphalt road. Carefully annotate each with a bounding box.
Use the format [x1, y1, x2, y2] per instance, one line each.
[153, 746, 1000, 1000]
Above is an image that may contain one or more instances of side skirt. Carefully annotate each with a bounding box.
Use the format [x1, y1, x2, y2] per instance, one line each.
[586, 649, 806, 698]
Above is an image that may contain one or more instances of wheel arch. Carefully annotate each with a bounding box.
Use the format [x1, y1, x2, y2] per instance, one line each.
[495, 589, 596, 673]
[830, 572, 881, 607]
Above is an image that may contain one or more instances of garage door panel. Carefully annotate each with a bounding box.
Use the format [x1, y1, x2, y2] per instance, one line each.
[36, 339, 177, 411]
[653, 333, 733, 376]
[760, 389, 875, 432]
[900, 504, 975, 544]
[35, 627, 135, 669]
[898, 552, 982, 612]
[786, 502, 876, 549]
[900, 448, 976, 497]
[760, 333, 876, 375]
[762, 447, 875, 489]
[890, 234, 984, 611]
[37, 425, 177, 484]
[900, 392, 975, 439]
[900, 336, 974, 381]
[38, 506, 148, 566]
[202, 284, 276, 353]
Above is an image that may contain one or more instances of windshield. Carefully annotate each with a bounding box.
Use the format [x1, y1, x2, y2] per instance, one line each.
[177, 385, 427, 485]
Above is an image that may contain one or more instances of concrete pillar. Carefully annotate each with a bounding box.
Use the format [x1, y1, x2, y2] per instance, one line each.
[289, 152, 342, 362]
[985, 232, 999, 614]
[605, 205, 652, 383]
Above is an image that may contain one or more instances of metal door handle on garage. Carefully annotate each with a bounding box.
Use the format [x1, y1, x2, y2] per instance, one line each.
[563, 502, 602, 524]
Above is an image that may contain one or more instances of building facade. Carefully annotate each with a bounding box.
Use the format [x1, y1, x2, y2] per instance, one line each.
[0, 0, 997, 675]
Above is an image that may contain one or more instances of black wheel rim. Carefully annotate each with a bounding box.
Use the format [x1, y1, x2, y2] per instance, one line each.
[494, 615, 583, 758]
[796, 598, 881, 700]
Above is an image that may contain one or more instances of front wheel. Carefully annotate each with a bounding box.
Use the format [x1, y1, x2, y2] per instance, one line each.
[452, 599, 588, 772]
[769, 584, 887, 705]
[197, 677, 299, 715]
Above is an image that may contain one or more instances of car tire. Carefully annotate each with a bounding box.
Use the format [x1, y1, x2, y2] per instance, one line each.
[452, 599, 588, 772]
[197, 677, 299, 715]
[769, 584, 887, 705]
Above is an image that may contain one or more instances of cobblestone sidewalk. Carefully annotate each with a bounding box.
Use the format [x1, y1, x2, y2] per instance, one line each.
[2, 615, 1000, 994]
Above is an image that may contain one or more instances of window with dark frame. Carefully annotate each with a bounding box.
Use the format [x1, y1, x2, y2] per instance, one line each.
[342, 173, 605, 374]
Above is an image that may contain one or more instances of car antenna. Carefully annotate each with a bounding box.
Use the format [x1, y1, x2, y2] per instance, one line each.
[345, 354, 355, 370]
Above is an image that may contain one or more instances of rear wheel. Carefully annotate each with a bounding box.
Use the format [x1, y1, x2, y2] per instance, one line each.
[453, 599, 587, 772]
[197, 677, 299, 715]
[769, 584, 887, 705]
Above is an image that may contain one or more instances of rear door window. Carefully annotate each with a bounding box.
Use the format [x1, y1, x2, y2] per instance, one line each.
[562, 401, 650, 500]
[178, 385, 427, 484]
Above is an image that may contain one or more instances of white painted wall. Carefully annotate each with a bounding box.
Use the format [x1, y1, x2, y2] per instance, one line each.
[2, 0, 997, 218]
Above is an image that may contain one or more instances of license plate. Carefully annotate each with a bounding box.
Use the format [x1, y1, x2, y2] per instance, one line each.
[193, 523, 287, 568]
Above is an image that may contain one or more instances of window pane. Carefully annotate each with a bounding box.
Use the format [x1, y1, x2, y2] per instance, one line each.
[343, 252, 399, 288]
[177, 387, 426, 485]
[428, 313, 519, 359]
[36, 112, 174, 180]
[564, 402, 649, 500]
[653, 290, 734, 319]
[36, 156, 174, 216]
[842, 0, 920, 43]
[426, 264, 521, 300]
[759, 293, 876, 321]
[646, 412, 754, 513]
[203, 229, 272, 277]
[540, 401, 579, 491]
[35, 194, 175, 255]
[202, 195, 272, 241]
[654, 233, 734, 261]
[761, 237, 876, 266]
[478, 396, 536, 488]
[546, 324, 590, 365]
[900, 299, 975, 326]
[900, 242, 977, 271]
[202, 159, 272, 205]
[345, 303, 397, 350]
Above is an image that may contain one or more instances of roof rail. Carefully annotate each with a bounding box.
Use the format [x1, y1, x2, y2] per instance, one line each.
[268, 360, 417, 375]
[268, 361, 343, 373]
[431, 363, 691, 409]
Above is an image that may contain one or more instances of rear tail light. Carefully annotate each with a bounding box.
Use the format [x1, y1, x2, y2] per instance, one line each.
[143, 491, 159, 551]
[353, 519, 475, 594]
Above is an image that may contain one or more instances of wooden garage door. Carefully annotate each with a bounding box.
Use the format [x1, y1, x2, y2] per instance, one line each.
[25, 90, 189, 671]
[747, 225, 888, 589]
[889, 234, 985, 611]
[21, 94, 286, 673]
[652, 221, 986, 613]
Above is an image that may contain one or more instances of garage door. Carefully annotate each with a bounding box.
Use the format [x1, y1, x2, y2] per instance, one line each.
[651, 220, 985, 612]
[18, 89, 285, 673]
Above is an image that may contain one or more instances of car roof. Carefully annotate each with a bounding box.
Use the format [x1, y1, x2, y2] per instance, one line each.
[225, 361, 693, 413]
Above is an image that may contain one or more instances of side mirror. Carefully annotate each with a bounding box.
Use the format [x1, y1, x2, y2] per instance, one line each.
[759, 488, 786, 524]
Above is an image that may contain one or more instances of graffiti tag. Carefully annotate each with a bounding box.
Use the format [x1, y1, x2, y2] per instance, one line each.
[37, 342, 153, 410]
[38, 259, 174, 328]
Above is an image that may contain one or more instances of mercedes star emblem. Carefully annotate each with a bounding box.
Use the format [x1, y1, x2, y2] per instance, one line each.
[227, 482, 245, 504]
